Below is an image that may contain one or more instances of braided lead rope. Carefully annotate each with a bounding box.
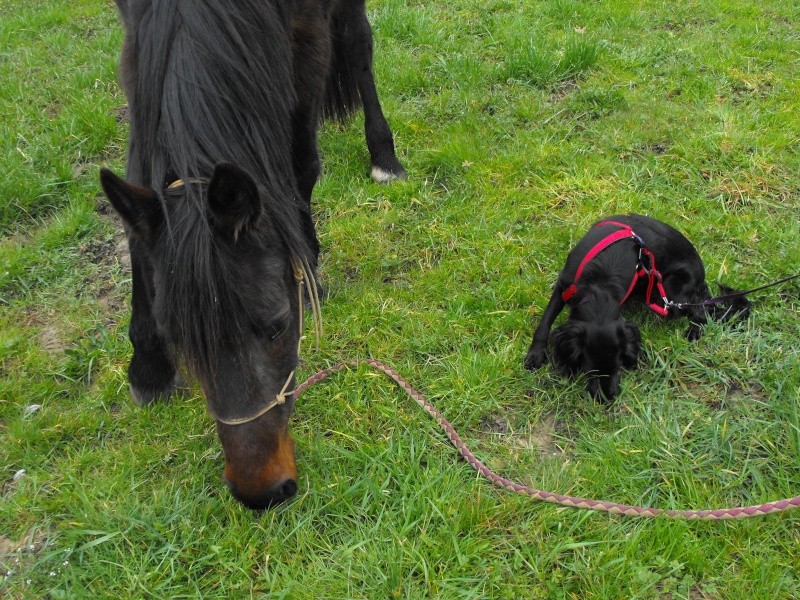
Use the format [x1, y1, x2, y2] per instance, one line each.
[294, 360, 800, 520]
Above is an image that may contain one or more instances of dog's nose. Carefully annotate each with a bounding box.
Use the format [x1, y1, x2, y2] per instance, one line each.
[588, 378, 604, 400]
[588, 376, 619, 403]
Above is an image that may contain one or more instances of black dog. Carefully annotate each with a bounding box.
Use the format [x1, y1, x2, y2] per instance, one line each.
[524, 214, 750, 401]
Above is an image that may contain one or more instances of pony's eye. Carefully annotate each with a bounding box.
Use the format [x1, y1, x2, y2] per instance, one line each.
[257, 306, 291, 341]
[265, 318, 290, 341]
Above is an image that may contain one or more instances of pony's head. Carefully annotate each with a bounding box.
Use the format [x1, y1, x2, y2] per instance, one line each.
[101, 162, 319, 509]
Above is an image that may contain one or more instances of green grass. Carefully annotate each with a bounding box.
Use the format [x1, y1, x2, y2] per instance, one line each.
[2, 0, 800, 597]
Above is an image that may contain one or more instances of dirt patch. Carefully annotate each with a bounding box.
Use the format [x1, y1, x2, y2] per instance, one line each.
[549, 78, 579, 102]
[88, 200, 131, 324]
[80, 230, 130, 274]
[515, 413, 572, 458]
[728, 69, 776, 103]
[660, 17, 718, 32]
[647, 142, 669, 155]
[683, 380, 767, 410]
[115, 237, 131, 272]
[0, 528, 49, 564]
[39, 325, 68, 355]
[78, 236, 118, 266]
[79, 232, 130, 323]
[0, 528, 53, 590]
[778, 285, 800, 304]
[46, 101, 61, 119]
[618, 141, 670, 160]
[479, 414, 510, 435]
[98, 283, 128, 318]
[114, 103, 130, 124]
[96, 199, 130, 273]
[19, 309, 69, 357]
[723, 381, 766, 406]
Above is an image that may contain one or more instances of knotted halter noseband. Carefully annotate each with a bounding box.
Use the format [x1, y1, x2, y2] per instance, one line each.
[211, 257, 321, 426]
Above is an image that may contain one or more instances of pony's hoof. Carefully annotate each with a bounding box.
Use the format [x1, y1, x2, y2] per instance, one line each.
[370, 164, 407, 184]
[130, 374, 185, 406]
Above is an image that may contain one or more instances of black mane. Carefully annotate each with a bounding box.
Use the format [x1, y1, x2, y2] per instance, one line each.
[121, 0, 316, 373]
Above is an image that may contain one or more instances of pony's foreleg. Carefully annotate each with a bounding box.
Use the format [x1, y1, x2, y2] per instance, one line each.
[291, 106, 322, 207]
[290, 11, 328, 207]
[126, 238, 181, 405]
[289, 43, 325, 268]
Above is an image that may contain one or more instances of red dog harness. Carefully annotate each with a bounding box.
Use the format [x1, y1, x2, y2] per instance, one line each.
[561, 220, 670, 316]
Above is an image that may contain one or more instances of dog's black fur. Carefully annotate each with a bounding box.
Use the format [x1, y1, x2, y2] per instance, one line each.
[524, 214, 751, 402]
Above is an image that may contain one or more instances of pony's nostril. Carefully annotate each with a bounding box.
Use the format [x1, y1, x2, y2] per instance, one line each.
[278, 478, 298, 500]
[226, 477, 298, 510]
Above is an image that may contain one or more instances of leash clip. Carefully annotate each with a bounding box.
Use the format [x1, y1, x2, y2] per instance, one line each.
[666, 299, 684, 310]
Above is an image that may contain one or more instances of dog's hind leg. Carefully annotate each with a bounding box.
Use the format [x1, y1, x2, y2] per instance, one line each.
[525, 285, 566, 369]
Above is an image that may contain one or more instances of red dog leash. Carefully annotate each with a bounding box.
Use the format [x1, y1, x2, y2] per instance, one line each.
[561, 221, 670, 316]
[295, 359, 800, 520]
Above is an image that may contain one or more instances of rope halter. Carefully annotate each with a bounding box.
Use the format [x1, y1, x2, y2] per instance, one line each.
[163, 178, 322, 426]
[211, 259, 321, 427]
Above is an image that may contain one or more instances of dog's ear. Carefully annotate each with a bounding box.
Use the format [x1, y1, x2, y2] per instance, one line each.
[551, 322, 586, 374]
[618, 321, 641, 370]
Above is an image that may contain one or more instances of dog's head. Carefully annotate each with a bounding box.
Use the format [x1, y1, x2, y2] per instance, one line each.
[551, 319, 640, 402]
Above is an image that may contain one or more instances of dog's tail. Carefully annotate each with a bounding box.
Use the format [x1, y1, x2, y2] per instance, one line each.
[708, 284, 752, 323]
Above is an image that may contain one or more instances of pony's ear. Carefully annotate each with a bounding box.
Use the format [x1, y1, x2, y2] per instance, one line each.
[207, 162, 261, 240]
[551, 322, 586, 375]
[618, 321, 641, 370]
[100, 168, 162, 240]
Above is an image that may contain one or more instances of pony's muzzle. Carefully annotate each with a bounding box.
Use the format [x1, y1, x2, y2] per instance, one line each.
[221, 429, 299, 510]
[224, 472, 298, 510]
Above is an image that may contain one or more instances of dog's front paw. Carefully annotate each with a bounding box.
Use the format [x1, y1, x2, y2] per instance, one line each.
[685, 324, 703, 342]
[524, 346, 547, 370]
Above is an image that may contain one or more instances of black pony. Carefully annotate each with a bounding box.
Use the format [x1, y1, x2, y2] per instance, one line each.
[101, 0, 403, 509]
